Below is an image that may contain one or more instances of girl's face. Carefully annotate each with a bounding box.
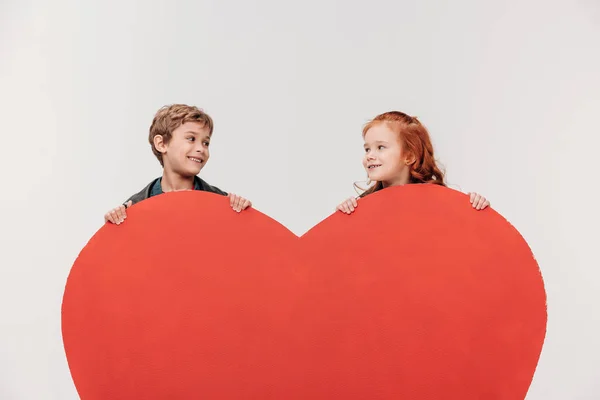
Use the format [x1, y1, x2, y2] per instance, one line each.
[362, 123, 411, 187]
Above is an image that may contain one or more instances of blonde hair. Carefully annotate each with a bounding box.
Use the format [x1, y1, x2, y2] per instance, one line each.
[148, 104, 214, 166]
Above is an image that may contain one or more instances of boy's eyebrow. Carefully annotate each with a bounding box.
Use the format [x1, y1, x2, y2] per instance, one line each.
[184, 131, 211, 139]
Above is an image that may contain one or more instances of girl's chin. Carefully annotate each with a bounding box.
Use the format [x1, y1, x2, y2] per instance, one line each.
[367, 173, 387, 182]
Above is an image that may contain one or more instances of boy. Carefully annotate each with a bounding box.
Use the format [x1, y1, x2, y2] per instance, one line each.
[105, 104, 251, 225]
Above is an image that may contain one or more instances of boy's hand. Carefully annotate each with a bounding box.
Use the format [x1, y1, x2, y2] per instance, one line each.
[228, 193, 252, 212]
[104, 200, 132, 225]
[468, 192, 490, 210]
[336, 197, 358, 214]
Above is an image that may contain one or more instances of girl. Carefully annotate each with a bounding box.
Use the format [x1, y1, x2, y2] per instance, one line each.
[336, 111, 490, 214]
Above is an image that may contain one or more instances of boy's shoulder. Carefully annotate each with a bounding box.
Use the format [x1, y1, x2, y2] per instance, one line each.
[124, 176, 227, 207]
[195, 176, 228, 197]
[124, 178, 160, 207]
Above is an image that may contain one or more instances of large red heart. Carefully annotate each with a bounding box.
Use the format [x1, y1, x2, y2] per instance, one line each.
[62, 185, 546, 399]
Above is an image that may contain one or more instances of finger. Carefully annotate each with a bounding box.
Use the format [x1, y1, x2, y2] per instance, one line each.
[116, 206, 126, 222]
[234, 196, 243, 212]
[346, 199, 355, 212]
[230, 195, 238, 211]
[477, 197, 487, 210]
[112, 209, 123, 224]
[469, 192, 475, 203]
[104, 213, 112, 223]
[241, 199, 251, 210]
[351, 197, 358, 207]
[231, 194, 241, 211]
[125, 200, 132, 208]
[482, 199, 490, 209]
[343, 201, 351, 213]
[339, 202, 351, 214]
[472, 194, 481, 208]
[110, 210, 120, 225]
[229, 193, 236, 208]
[114, 207, 123, 223]
[345, 202, 354, 214]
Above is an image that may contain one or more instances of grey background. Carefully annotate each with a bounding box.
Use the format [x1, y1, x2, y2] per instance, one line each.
[1, 0, 599, 398]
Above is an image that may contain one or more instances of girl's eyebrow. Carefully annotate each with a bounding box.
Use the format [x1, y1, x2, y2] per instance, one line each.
[364, 140, 388, 147]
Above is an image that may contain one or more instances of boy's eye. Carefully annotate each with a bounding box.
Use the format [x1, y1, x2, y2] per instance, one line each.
[378, 145, 385, 150]
[364, 148, 370, 153]
[187, 137, 195, 141]
[203, 141, 210, 147]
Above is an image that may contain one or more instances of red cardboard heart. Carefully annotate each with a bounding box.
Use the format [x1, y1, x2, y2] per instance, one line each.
[62, 184, 546, 399]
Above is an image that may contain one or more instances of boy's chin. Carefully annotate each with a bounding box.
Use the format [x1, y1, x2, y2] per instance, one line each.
[174, 167, 203, 177]
[190, 163, 205, 174]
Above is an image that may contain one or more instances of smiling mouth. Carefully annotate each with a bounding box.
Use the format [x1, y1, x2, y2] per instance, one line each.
[188, 157, 204, 164]
[368, 164, 381, 169]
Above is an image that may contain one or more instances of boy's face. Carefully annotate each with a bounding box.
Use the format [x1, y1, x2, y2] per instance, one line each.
[157, 121, 211, 177]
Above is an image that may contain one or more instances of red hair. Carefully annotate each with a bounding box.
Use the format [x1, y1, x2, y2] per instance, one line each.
[359, 111, 446, 197]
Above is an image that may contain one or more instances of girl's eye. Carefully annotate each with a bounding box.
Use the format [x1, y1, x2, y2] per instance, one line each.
[187, 137, 195, 142]
[364, 148, 370, 153]
[203, 141, 210, 147]
[378, 145, 385, 150]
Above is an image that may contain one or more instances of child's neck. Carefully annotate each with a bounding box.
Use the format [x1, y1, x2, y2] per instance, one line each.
[160, 170, 195, 192]
[382, 176, 410, 188]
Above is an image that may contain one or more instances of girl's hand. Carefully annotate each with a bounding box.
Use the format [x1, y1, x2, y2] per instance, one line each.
[336, 197, 358, 214]
[469, 192, 490, 210]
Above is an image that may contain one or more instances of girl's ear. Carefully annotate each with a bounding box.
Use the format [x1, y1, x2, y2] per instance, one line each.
[154, 135, 167, 154]
[404, 154, 416, 166]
